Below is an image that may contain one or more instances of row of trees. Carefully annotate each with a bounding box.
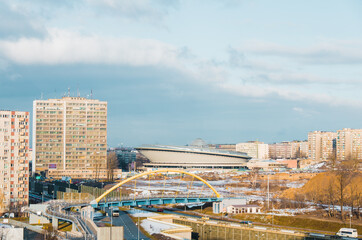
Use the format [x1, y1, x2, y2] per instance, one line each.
[305, 159, 361, 219]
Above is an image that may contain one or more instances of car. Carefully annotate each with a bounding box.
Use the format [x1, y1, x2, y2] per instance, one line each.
[336, 228, 358, 238]
[146, 205, 153, 208]
[157, 208, 164, 212]
[240, 221, 252, 225]
[1, 213, 15, 218]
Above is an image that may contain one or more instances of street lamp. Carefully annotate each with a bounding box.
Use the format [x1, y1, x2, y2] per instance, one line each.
[138, 216, 140, 240]
[110, 207, 113, 240]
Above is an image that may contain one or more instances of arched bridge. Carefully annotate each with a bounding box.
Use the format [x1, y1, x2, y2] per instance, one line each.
[90, 169, 223, 208]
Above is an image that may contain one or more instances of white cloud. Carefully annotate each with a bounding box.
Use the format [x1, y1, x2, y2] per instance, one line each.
[292, 107, 303, 113]
[218, 81, 362, 107]
[85, 0, 178, 22]
[0, 29, 180, 67]
[1, 28, 361, 109]
[240, 40, 362, 65]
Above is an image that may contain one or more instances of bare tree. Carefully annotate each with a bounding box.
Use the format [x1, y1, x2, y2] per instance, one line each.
[356, 189, 362, 219]
[328, 152, 337, 170]
[326, 178, 336, 217]
[107, 151, 118, 182]
[248, 169, 259, 189]
[0, 190, 8, 213]
[335, 162, 353, 220]
[0, 227, 9, 240]
[43, 225, 59, 240]
[348, 173, 362, 219]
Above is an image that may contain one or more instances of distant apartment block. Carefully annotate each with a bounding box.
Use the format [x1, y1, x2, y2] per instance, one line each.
[269, 141, 308, 159]
[291, 141, 308, 158]
[0, 110, 29, 212]
[236, 141, 269, 159]
[33, 97, 107, 179]
[269, 142, 292, 159]
[308, 131, 337, 161]
[336, 128, 362, 160]
[111, 147, 136, 171]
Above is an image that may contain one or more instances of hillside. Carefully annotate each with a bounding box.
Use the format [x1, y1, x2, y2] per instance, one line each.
[281, 171, 362, 207]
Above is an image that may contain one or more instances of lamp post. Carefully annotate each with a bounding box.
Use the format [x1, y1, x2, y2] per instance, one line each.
[110, 207, 113, 240]
[138, 216, 140, 240]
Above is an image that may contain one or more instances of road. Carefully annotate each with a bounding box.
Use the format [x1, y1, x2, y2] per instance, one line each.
[104, 208, 150, 240]
[146, 207, 362, 239]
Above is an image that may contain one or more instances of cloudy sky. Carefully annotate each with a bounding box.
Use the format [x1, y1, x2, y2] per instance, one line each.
[1, 0, 362, 147]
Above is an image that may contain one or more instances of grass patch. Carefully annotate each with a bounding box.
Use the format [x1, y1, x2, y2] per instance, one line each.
[232, 214, 362, 234]
[58, 220, 73, 232]
[13, 217, 29, 223]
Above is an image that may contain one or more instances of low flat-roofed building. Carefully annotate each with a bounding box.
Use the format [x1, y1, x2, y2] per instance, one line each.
[276, 159, 299, 169]
[247, 159, 288, 171]
[227, 204, 261, 214]
[213, 198, 247, 214]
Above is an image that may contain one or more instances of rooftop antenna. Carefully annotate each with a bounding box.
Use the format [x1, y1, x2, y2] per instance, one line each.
[90, 89, 93, 99]
[68, 88, 70, 97]
[41, 92, 43, 100]
[77, 88, 80, 97]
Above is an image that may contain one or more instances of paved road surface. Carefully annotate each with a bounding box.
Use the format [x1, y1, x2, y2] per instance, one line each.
[105, 209, 150, 240]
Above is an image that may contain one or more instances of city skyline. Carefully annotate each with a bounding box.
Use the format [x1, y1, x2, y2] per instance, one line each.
[1, 0, 362, 146]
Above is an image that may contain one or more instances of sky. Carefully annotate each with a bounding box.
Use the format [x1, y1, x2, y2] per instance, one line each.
[1, 0, 362, 147]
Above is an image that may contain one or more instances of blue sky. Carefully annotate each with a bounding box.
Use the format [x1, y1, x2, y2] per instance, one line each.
[1, 0, 362, 147]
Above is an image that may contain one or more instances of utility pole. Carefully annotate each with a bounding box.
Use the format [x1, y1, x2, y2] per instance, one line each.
[267, 174, 270, 210]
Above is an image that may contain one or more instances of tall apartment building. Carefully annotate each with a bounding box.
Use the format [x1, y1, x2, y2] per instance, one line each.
[236, 141, 269, 159]
[0, 111, 29, 212]
[336, 128, 362, 160]
[33, 97, 107, 179]
[308, 131, 337, 161]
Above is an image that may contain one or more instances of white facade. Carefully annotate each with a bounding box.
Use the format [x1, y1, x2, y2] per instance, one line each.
[236, 142, 269, 159]
[227, 205, 261, 214]
[213, 198, 247, 214]
[137, 145, 250, 168]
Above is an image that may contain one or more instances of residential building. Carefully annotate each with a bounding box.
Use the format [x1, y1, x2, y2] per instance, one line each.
[291, 140, 308, 159]
[308, 131, 337, 161]
[33, 97, 107, 179]
[336, 128, 362, 160]
[0, 110, 29, 212]
[236, 141, 269, 159]
[269, 142, 292, 159]
[269, 141, 308, 159]
[111, 147, 136, 171]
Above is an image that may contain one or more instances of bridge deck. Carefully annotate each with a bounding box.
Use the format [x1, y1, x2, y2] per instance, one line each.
[92, 196, 223, 208]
